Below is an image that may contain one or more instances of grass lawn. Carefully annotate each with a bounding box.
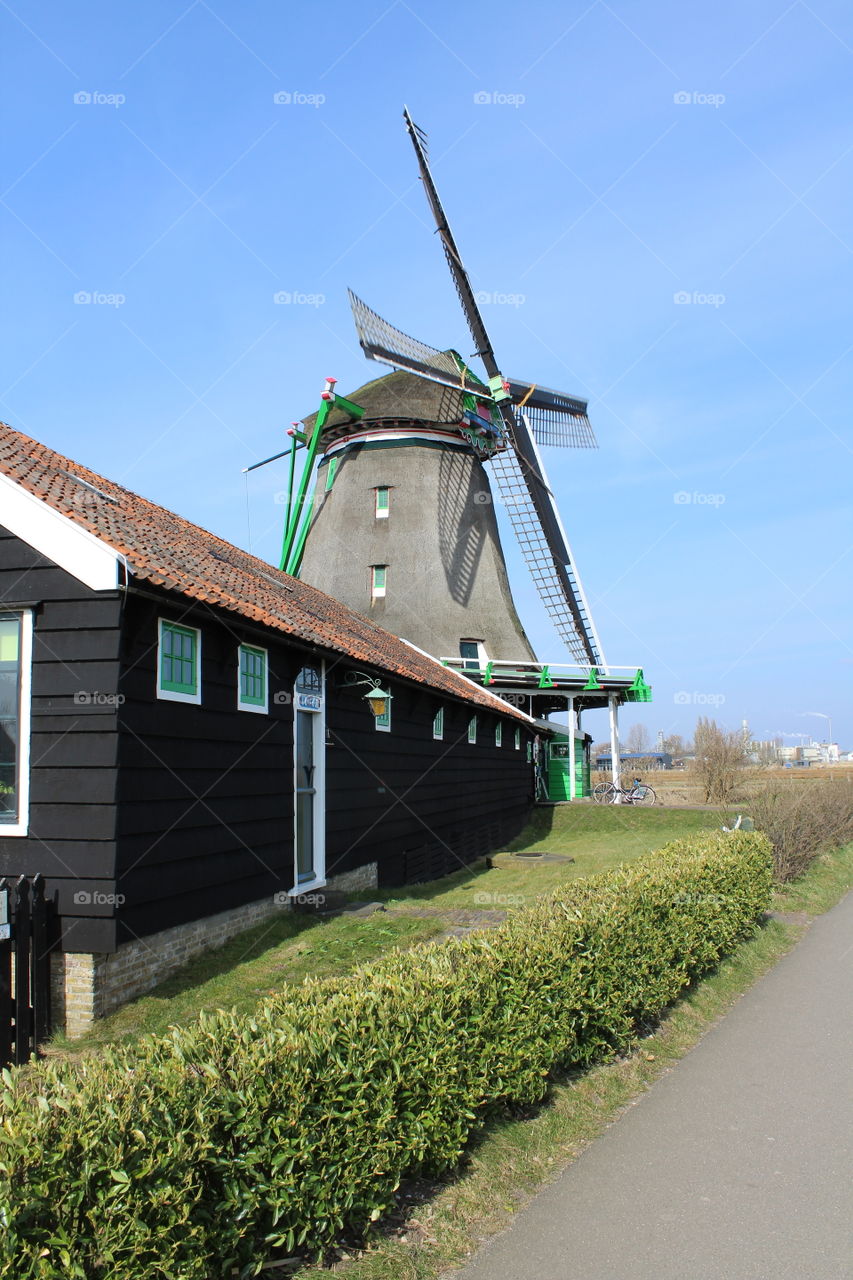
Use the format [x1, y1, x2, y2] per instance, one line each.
[50, 805, 721, 1056]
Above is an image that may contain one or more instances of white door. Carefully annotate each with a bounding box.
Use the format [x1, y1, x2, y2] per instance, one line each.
[293, 663, 325, 889]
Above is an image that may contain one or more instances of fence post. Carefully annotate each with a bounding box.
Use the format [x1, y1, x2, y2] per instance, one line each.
[31, 874, 50, 1047]
[13, 876, 32, 1066]
[0, 880, 10, 1068]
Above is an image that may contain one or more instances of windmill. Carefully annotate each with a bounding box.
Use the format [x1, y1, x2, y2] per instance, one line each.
[263, 109, 608, 676]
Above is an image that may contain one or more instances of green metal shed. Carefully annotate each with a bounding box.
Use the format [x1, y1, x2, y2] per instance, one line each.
[547, 731, 591, 800]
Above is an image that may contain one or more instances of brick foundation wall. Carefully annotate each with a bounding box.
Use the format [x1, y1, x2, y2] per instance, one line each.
[51, 862, 379, 1038]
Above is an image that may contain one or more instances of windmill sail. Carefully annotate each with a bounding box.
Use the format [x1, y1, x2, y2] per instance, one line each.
[505, 380, 598, 449]
[489, 412, 604, 666]
[348, 291, 481, 394]
[403, 107, 605, 667]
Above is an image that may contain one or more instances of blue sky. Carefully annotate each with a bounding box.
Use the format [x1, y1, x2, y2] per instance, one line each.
[1, 0, 851, 748]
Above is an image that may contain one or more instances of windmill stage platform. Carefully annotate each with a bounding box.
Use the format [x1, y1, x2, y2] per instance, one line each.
[441, 659, 652, 718]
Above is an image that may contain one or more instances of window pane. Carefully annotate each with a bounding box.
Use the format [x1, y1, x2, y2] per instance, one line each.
[240, 646, 266, 704]
[161, 623, 198, 694]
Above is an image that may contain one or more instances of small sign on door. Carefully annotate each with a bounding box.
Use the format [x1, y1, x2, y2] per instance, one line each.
[295, 692, 322, 712]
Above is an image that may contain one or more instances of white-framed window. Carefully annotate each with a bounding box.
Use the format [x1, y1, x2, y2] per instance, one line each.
[374, 486, 390, 518]
[495, 722, 502, 748]
[460, 639, 487, 670]
[237, 644, 268, 714]
[514, 727, 521, 750]
[0, 610, 32, 837]
[371, 565, 387, 598]
[433, 706, 444, 740]
[157, 619, 201, 705]
[468, 715, 477, 744]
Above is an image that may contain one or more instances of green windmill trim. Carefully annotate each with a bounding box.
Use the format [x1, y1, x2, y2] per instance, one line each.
[538, 666, 556, 689]
[582, 667, 602, 691]
[625, 668, 653, 703]
[280, 390, 365, 576]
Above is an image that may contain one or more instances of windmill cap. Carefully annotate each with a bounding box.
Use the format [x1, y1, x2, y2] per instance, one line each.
[302, 367, 468, 434]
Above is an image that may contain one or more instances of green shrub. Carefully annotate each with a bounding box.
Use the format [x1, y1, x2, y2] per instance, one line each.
[0, 831, 772, 1278]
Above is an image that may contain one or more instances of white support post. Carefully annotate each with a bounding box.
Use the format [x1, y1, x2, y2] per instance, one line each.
[608, 694, 622, 802]
[567, 696, 576, 801]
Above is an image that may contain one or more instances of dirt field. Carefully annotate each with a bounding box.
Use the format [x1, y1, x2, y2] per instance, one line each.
[590, 764, 853, 807]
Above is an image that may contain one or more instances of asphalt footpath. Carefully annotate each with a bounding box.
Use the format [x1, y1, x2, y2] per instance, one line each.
[451, 892, 853, 1280]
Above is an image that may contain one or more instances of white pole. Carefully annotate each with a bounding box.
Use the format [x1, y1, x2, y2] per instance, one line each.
[568, 695, 576, 801]
[608, 694, 621, 802]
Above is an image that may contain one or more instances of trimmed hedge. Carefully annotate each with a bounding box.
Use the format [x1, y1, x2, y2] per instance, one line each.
[0, 832, 772, 1278]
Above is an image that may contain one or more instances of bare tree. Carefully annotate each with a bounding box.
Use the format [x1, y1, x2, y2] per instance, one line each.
[624, 723, 651, 754]
[662, 733, 687, 757]
[693, 717, 751, 803]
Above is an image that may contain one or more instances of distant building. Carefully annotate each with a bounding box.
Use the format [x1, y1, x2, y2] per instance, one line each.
[596, 750, 672, 772]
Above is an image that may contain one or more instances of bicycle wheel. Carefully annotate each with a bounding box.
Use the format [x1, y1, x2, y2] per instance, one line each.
[593, 782, 617, 804]
[632, 783, 656, 805]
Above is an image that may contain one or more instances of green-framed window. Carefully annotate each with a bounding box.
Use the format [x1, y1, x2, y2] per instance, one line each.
[375, 486, 390, 518]
[467, 715, 477, 745]
[514, 727, 521, 750]
[433, 706, 444, 740]
[324, 457, 339, 492]
[495, 722, 502, 748]
[371, 565, 387, 598]
[158, 620, 201, 704]
[238, 644, 268, 713]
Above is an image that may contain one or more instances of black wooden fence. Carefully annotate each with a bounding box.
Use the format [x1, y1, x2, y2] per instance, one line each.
[0, 875, 52, 1067]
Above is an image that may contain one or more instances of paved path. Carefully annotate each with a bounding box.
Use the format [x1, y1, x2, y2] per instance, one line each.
[451, 893, 853, 1280]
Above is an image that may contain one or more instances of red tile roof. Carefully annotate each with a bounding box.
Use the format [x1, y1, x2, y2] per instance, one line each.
[0, 423, 533, 723]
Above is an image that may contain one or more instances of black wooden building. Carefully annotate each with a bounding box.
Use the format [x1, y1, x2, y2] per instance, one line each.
[0, 425, 539, 1029]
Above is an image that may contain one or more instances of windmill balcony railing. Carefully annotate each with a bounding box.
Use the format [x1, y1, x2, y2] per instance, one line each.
[440, 658, 652, 702]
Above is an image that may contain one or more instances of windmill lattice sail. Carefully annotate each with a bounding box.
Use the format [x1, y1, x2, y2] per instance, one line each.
[489, 412, 605, 666]
[348, 291, 476, 393]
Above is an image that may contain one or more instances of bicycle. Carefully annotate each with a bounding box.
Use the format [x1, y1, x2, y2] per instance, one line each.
[592, 776, 656, 806]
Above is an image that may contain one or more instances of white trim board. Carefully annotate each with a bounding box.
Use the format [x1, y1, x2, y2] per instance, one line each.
[0, 472, 124, 592]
